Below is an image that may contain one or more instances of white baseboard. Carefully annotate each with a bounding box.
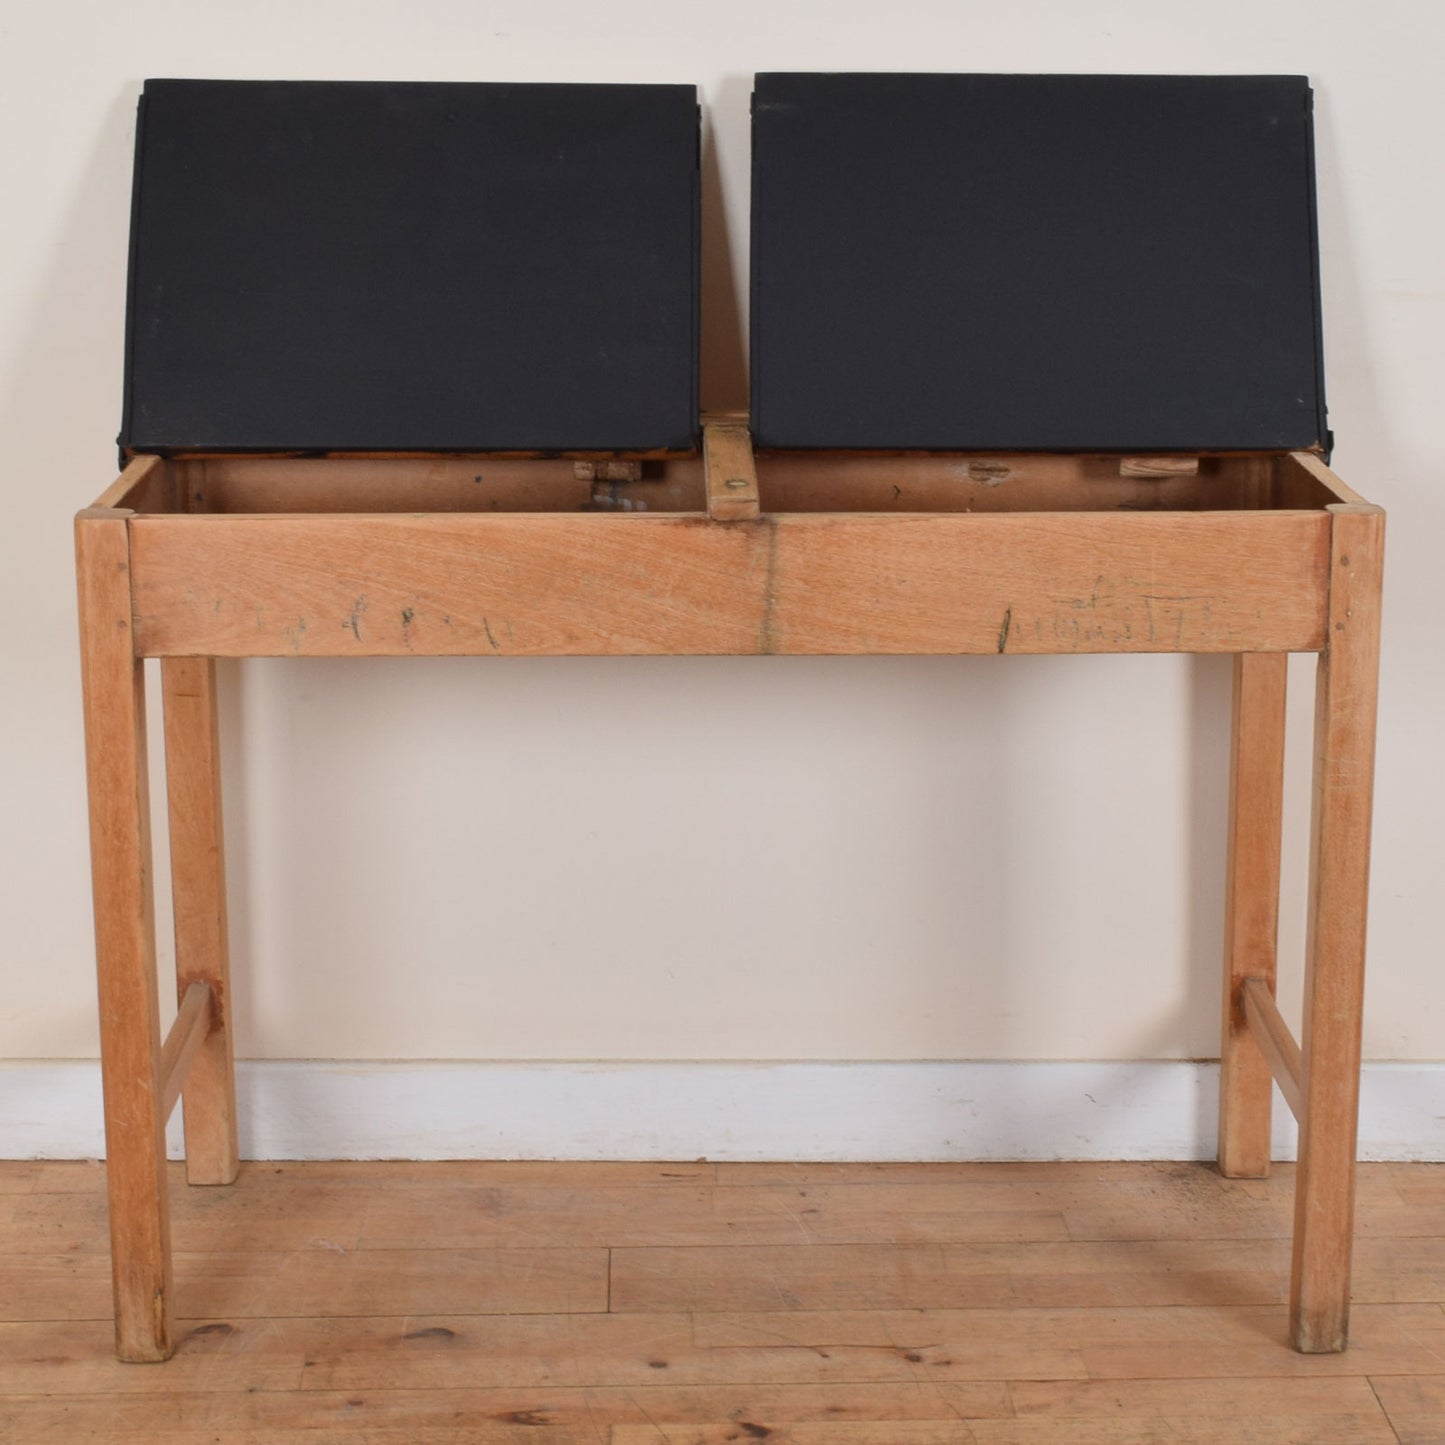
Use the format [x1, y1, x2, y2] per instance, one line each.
[1, 1060, 1441, 1162]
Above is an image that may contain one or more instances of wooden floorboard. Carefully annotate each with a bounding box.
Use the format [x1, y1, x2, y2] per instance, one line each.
[1, 1159, 1442, 1442]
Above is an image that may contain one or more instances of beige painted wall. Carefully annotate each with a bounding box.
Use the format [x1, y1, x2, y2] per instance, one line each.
[1, 0, 1438, 1064]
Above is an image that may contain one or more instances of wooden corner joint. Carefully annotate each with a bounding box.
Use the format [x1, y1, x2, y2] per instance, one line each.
[1240, 977, 1303, 1121]
[1323, 502, 1386, 655]
[75, 505, 136, 527]
[88, 454, 167, 511]
[703, 419, 761, 521]
[159, 981, 215, 1122]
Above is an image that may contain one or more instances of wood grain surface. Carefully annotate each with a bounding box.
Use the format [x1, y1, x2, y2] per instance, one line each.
[1292, 503, 1387, 1354]
[127, 509, 1331, 658]
[74, 509, 173, 1362]
[1217, 652, 1289, 1179]
[2, 1160, 1441, 1442]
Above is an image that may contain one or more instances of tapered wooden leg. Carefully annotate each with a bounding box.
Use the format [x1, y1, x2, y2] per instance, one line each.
[1291, 503, 1385, 1353]
[1218, 652, 1288, 1179]
[76, 508, 174, 1362]
[162, 657, 239, 1185]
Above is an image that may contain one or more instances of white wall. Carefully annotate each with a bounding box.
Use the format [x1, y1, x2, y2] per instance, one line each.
[1, 4, 1440, 1105]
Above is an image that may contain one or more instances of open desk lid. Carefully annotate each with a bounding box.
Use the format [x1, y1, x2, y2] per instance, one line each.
[750, 73, 1329, 454]
[121, 80, 700, 455]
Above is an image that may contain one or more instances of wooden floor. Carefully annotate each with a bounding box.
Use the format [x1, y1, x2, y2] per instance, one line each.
[3, 1160, 1445, 1442]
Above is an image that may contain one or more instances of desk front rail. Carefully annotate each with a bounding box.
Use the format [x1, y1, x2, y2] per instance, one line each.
[125, 508, 1332, 659]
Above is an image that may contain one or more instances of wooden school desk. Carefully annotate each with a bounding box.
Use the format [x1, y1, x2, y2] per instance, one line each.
[76, 74, 1383, 1361]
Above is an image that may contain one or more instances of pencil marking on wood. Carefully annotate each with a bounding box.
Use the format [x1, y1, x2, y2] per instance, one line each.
[344, 594, 368, 642]
[284, 617, 308, 653]
[997, 608, 1013, 654]
[482, 617, 500, 652]
[1142, 594, 1210, 648]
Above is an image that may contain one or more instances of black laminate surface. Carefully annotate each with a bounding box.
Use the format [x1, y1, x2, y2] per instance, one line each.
[123, 80, 700, 453]
[750, 72, 1327, 453]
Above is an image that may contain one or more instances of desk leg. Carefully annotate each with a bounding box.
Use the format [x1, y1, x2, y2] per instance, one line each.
[1291, 503, 1385, 1353]
[162, 657, 239, 1185]
[76, 509, 173, 1362]
[1218, 652, 1288, 1179]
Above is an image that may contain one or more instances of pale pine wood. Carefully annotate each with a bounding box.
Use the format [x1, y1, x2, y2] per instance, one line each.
[0, 1250, 606, 1323]
[715, 1159, 1255, 1185]
[189, 1245, 608, 1319]
[703, 419, 760, 520]
[687, 1298, 1445, 1354]
[0, 1384, 1015, 1439]
[1370, 1375, 1445, 1444]
[167, 443, 692, 462]
[161, 655, 239, 1185]
[608, 1428, 988, 1443]
[177, 449, 1293, 517]
[190, 454, 704, 515]
[157, 981, 212, 1122]
[1242, 977, 1304, 1121]
[613, 1423, 1393, 1444]
[73, 508, 173, 1362]
[1218, 651, 1289, 1178]
[758, 451, 1277, 513]
[267, 1158, 716, 1185]
[5, 1162, 1443, 1440]
[764, 512, 1327, 656]
[126, 509, 1331, 658]
[3, 1160, 110, 1193]
[132, 513, 770, 656]
[1291, 502, 1387, 1354]
[608, 1237, 1322, 1313]
[9, 1160, 1432, 1256]
[574, 460, 645, 483]
[1012, 1377, 1405, 1418]
[0, 1413, 1395, 1445]
[1118, 455, 1200, 478]
[1386, 1164, 1445, 1204]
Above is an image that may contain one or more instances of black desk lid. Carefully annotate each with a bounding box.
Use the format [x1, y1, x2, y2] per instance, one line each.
[751, 73, 1328, 454]
[121, 80, 700, 455]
